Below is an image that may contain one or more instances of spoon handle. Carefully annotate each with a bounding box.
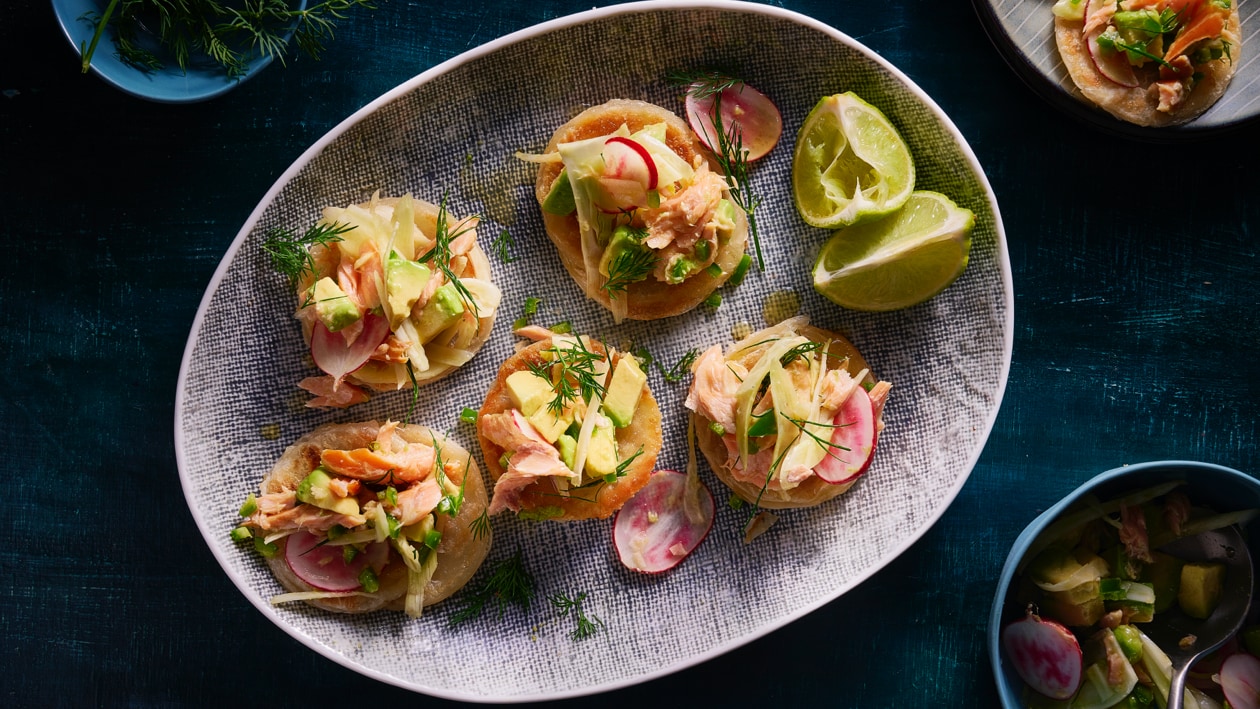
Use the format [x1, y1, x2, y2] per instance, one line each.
[1166, 664, 1189, 709]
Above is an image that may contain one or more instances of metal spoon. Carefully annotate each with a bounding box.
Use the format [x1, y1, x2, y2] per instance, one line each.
[1144, 525, 1253, 709]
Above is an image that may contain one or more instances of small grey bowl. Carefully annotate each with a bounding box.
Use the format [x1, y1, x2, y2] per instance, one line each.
[988, 460, 1260, 707]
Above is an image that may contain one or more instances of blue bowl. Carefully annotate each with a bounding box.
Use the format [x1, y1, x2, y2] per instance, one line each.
[988, 461, 1260, 707]
[52, 0, 305, 103]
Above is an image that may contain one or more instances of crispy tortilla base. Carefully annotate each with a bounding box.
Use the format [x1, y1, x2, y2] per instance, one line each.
[535, 99, 749, 320]
[261, 421, 490, 614]
[1054, 9, 1241, 127]
[476, 338, 662, 521]
[693, 324, 876, 510]
[299, 196, 496, 391]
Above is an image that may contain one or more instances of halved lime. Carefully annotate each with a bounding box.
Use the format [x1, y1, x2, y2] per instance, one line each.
[812, 191, 974, 312]
[792, 92, 915, 229]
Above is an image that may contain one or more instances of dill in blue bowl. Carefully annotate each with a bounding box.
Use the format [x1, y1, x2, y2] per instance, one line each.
[53, 0, 376, 103]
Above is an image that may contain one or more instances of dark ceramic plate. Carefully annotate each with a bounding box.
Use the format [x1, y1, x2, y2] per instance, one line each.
[973, 0, 1260, 141]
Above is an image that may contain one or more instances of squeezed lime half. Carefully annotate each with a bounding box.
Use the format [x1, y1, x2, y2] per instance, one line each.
[792, 92, 915, 229]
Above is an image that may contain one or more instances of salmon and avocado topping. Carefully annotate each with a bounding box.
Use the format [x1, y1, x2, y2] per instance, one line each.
[232, 421, 489, 616]
[477, 332, 660, 521]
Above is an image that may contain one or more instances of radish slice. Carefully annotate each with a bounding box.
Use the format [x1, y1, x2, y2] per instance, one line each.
[1221, 653, 1260, 709]
[813, 386, 877, 484]
[284, 531, 379, 592]
[508, 409, 550, 446]
[310, 312, 391, 386]
[603, 136, 657, 190]
[1002, 610, 1084, 700]
[685, 82, 783, 162]
[1083, 0, 1139, 88]
[614, 470, 714, 574]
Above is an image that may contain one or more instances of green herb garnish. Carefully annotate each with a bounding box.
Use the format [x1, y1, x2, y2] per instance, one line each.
[470, 508, 491, 541]
[238, 494, 258, 517]
[358, 566, 380, 593]
[430, 431, 467, 517]
[417, 193, 480, 317]
[492, 229, 518, 263]
[262, 220, 354, 291]
[602, 241, 658, 298]
[80, 0, 378, 78]
[449, 549, 536, 626]
[666, 68, 743, 100]
[549, 591, 604, 641]
[513, 296, 541, 330]
[526, 336, 608, 416]
[459, 407, 478, 425]
[656, 348, 698, 383]
[728, 254, 753, 287]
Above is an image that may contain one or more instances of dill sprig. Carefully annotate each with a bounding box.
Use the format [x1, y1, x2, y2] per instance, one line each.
[470, 508, 491, 541]
[657, 348, 698, 383]
[417, 193, 481, 318]
[779, 341, 824, 367]
[492, 229, 518, 263]
[80, 0, 378, 78]
[667, 70, 763, 268]
[602, 233, 657, 298]
[706, 90, 764, 270]
[548, 591, 604, 641]
[449, 549, 535, 626]
[781, 415, 852, 462]
[526, 337, 608, 417]
[666, 68, 744, 100]
[430, 432, 467, 518]
[262, 220, 354, 291]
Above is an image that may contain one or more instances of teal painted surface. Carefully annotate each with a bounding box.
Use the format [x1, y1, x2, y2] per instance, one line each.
[2, 0, 1257, 705]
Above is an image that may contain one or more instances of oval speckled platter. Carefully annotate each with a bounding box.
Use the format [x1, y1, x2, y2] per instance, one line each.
[175, 0, 1013, 701]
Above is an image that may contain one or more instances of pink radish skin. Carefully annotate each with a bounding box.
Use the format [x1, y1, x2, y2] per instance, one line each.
[1221, 653, 1260, 709]
[603, 136, 658, 190]
[508, 409, 549, 445]
[309, 312, 391, 386]
[1082, 0, 1139, 88]
[1002, 612, 1083, 700]
[613, 470, 714, 574]
[813, 387, 877, 485]
[284, 531, 383, 592]
[684, 83, 783, 162]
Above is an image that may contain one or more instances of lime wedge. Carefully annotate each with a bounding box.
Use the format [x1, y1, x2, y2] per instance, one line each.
[812, 191, 974, 312]
[792, 92, 915, 228]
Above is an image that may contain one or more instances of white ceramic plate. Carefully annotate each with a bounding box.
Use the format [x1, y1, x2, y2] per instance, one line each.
[176, 0, 1013, 701]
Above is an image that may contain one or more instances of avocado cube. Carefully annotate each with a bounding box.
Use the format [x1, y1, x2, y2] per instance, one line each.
[1141, 551, 1184, 613]
[296, 467, 360, 516]
[384, 258, 432, 329]
[602, 357, 647, 428]
[597, 225, 651, 285]
[506, 370, 554, 417]
[1041, 579, 1105, 627]
[528, 405, 572, 443]
[1179, 562, 1226, 619]
[1028, 546, 1089, 588]
[585, 426, 619, 478]
[557, 434, 577, 471]
[311, 277, 362, 332]
[542, 168, 577, 215]
[413, 283, 465, 344]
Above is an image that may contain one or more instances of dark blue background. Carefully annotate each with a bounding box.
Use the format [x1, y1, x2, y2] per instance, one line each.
[3, 0, 1257, 705]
